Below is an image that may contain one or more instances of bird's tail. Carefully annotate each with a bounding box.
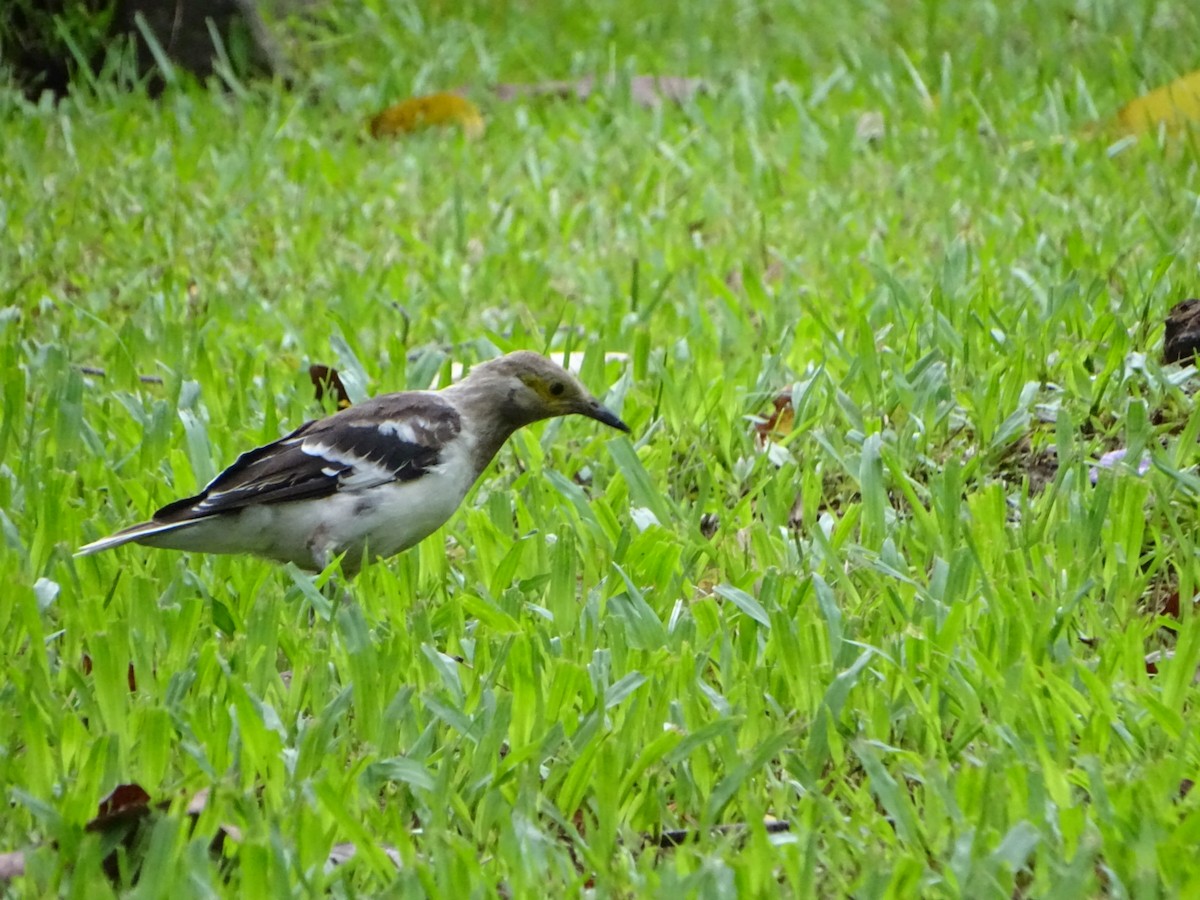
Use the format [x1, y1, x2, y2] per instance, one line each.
[75, 519, 195, 557]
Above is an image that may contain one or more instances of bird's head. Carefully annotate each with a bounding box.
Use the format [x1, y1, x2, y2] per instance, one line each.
[467, 351, 630, 433]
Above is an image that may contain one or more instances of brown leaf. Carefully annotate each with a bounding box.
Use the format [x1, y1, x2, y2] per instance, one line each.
[369, 92, 485, 139]
[1163, 298, 1200, 364]
[1116, 70, 1200, 136]
[1, 785, 241, 885]
[494, 74, 707, 109]
[86, 783, 155, 882]
[309, 364, 352, 409]
[1144, 649, 1169, 676]
[88, 783, 152, 832]
[89, 786, 240, 879]
[1160, 590, 1182, 620]
[754, 391, 795, 443]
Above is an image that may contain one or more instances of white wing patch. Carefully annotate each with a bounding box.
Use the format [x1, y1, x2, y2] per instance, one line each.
[376, 419, 422, 443]
[300, 438, 408, 492]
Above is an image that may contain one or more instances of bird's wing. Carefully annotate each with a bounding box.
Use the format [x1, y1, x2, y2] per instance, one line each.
[152, 393, 463, 524]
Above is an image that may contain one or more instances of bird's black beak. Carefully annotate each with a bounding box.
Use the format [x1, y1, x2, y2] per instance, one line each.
[580, 399, 631, 433]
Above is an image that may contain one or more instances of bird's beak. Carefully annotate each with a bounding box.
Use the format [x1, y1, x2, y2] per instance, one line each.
[578, 398, 631, 433]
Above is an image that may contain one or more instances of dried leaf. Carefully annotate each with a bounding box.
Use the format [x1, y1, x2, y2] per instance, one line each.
[754, 391, 795, 443]
[1158, 589, 1182, 621]
[309, 364, 352, 409]
[494, 74, 707, 109]
[85, 784, 155, 882]
[2, 785, 241, 884]
[1145, 649, 1171, 676]
[1117, 70, 1200, 135]
[369, 92, 484, 139]
[88, 783, 153, 833]
[1163, 298, 1200, 364]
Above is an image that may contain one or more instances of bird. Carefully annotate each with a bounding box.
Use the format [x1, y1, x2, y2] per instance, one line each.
[77, 351, 630, 576]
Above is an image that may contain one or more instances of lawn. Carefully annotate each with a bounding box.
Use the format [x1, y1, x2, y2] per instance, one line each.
[4, 0, 1200, 895]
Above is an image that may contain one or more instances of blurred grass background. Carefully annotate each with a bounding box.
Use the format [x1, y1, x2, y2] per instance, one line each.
[3, 0, 1200, 895]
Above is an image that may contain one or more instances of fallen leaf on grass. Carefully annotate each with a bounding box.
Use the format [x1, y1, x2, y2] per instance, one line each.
[0, 784, 241, 884]
[0, 781, 406, 883]
[1163, 298, 1200, 364]
[494, 74, 708, 108]
[309, 364, 352, 409]
[87, 784, 241, 881]
[89, 783, 152, 829]
[369, 92, 485, 139]
[1159, 589, 1183, 621]
[753, 391, 795, 443]
[1116, 69, 1200, 136]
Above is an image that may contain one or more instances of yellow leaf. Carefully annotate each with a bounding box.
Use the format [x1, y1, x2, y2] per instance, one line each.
[369, 92, 485, 139]
[1116, 69, 1200, 135]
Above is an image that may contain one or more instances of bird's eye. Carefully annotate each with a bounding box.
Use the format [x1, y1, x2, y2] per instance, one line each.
[549, 381, 565, 396]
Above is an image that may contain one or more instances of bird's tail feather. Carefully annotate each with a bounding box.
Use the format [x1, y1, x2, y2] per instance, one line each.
[75, 519, 195, 557]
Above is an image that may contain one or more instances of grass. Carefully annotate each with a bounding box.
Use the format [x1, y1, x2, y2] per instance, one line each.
[4, 0, 1200, 894]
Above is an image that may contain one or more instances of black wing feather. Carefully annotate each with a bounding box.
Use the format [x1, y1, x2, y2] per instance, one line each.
[152, 393, 462, 524]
